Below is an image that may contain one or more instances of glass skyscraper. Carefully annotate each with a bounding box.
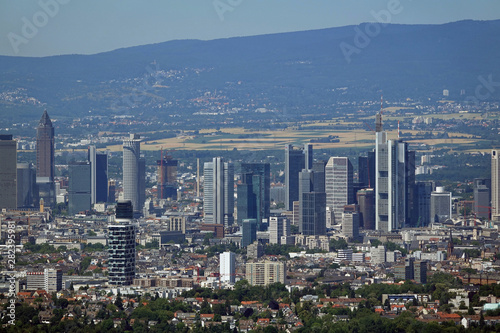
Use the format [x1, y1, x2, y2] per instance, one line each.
[204, 157, 234, 227]
[237, 163, 270, 230]
[68, 162, 91, 215]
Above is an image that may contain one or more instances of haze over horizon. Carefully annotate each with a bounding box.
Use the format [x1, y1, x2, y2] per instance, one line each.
[1, 0, 500, 57]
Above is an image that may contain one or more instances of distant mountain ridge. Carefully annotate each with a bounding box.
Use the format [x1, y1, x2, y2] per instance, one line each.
[1, 19, 499, 120]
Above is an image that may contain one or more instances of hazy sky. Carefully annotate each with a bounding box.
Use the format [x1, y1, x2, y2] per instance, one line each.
[1, 0, 499, 57]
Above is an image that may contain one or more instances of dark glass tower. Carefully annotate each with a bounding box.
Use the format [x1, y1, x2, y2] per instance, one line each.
[285, 144, 307, 211]
[300, 192, 327, 235]
[415, 181, 433, 227]
[17, 162, 37, 208]
[157, 153, 178, 200]
[88, 146, 108, 204]
[237, 163, 270, 230]
[68, 162, 91, 215]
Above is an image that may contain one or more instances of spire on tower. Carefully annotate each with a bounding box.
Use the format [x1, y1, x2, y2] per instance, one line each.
[375, 95, 383, 132]
[39, 110, 53, 127]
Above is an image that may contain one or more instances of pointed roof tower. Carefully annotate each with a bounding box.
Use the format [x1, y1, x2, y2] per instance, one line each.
[39, 110, 52, 127]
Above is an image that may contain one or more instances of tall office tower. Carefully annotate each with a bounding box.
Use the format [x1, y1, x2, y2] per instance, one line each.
[108, 179, 116, 203]
[36, 110, 55, 180]
[342, 211, 360, 240]
[300, 192, 327, 235]
[285, 144, 306, 211]
[375, 115, 415, 231]
[358, 152, 375, 189]
[415, 181, 434, 227]
[492, 150, 500, 219]
[68, 162, 91, 215]
[430, 187, 452, 223]
[220, 251, 236, 284]
[298, 168, 327, 235]
[237, 174, 256, 225]
[203, 157, 234, 227]
[108, 200, 136, 286]
[241, 219, 257, 247]
[269, 216, 290, 244]
[138, 156, 146, 210]
[474, 178, 491, 219]
[156, 152, 178, 200]
[36, 112, 56, 208]
[237, 163, 270, 229]
[312, 160, 327, 193]
[406, 151, 417, 226]
[123, 134, 143, 214]
[298, 169, 314, 196]
[246, 261, 286, 286]
[88, 146, 108, 204]
[304, 143, 313, 170]
[325, 157, 354, 225]
[357, 188, 375, 229]
[17, 163, 37, 208]
[0, 135, 17, 209]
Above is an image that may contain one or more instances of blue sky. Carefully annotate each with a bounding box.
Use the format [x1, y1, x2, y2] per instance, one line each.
[1, 0, 499, 57]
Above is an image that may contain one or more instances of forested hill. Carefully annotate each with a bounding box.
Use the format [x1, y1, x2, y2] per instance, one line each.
[1, 19, 500, 120]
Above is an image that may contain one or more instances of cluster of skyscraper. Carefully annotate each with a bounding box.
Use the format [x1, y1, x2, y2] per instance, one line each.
[0, 111, 109, 214]
[201, 111, 465, 242]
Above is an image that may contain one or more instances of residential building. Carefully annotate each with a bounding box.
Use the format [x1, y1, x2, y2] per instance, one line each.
[246, 261, 286, 286]
[108, 200, 136, 286]
[220, 251, 236, 284]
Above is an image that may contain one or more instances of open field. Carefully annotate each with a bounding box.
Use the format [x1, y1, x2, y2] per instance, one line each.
[104, 124, 482, 152]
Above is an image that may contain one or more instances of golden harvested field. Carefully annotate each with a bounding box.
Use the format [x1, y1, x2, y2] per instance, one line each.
[104, 125, 478, 151]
